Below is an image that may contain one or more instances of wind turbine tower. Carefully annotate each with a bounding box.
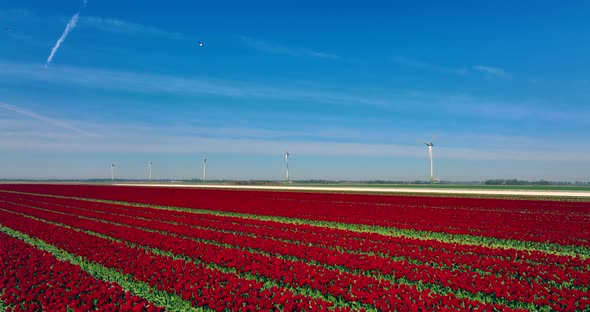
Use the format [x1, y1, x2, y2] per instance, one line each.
[425, 142, 434, 184]
[285, 151, 290, 183]
[111, 163, 115, 183]
[148, 161, 152, 181]
[202, 155, 207, 183]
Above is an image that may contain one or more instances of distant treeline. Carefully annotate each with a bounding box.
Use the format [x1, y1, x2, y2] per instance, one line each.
[483, 179, 589, 186]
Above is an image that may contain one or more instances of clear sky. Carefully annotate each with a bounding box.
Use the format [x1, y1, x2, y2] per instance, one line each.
[1, 1, 589, 181]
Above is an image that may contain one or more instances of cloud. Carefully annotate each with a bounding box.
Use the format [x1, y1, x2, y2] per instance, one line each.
[79, 16, 185, 40]
[1, 61, 587, 125]
[472, 65, 512, 79]
[0, 101, 97, 137]
[392, 56, 468, 75]
[1, 126, 589, 163]
[0, 62, 390, 108]
[4, 31, 33, 41]
[0, 8, 184, 41]
[0, 8, 39, 23]
[240, 36, 340, 59]
[392, 57, 513, 80]
[147, 124, 373, 143]
[435, 93, 590, 124]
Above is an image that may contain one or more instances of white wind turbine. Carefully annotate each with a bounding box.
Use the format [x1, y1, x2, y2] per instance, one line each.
[111, 163, 115, 183]
[202, 155, 207, 183]
[284, 151, 290, 183]
[148, 161, 152, 181]
[425, 142, 434, 184]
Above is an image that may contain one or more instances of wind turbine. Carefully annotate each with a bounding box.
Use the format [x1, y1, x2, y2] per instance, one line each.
[202, 155, 207, 183]
[111, 163, 115, 183]
[425, 142, 434, 184]
[148, 161, 152, 181]
[284, 151, 290, 183]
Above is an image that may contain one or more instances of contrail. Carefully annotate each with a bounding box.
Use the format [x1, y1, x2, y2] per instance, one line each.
[46, 12, 80, 65]
[0, 101, 97, 137]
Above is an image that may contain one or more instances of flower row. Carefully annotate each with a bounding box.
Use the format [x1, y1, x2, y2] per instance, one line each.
[5, 191, 588, 274]
[5, 194, 588, 300]
[0, 230, 162, 312]
[1, 204, 519, 311]
[1, 184, 588, 246]
[0, 209, 337, 311]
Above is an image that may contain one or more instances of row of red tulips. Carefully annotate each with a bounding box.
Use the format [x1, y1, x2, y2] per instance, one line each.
[5, 197, 589, 311]
[0, 209, 339, 312]
[2, 184, 589, 311]
[0, 231, 162, 312]
[5, 191, 588, 284]
[1, 184, 588, 246]
[0, 202, 519, 311]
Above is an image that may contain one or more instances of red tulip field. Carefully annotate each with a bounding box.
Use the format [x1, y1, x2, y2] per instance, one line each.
[0, 184, 589, 311]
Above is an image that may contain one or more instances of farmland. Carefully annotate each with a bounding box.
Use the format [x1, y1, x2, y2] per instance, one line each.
[0, 184, 589, 311]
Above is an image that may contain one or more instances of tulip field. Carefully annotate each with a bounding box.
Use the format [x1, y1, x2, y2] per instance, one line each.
[0, 184, 589, 311]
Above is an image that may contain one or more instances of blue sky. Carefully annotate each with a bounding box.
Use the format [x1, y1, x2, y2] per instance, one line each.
[1, 1, 589, 181]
